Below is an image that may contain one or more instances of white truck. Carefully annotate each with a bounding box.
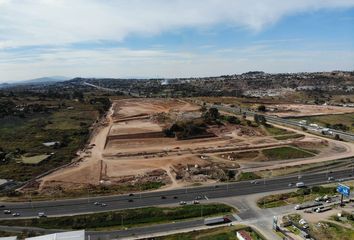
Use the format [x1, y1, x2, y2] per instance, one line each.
[204, 216, 231, 225]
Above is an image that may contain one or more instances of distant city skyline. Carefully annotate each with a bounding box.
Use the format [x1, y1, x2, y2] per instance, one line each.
[0, 0, 354, 83]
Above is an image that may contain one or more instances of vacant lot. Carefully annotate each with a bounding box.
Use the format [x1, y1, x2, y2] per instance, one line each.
[311, 221, 354, 240]
[0, 99, 100, 182]
[262, 146, 314, 161]
[38, 98, 344, 196]
[265, 104, 354, 117]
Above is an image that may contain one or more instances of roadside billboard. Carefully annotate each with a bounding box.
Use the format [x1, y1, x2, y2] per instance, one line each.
[337, 184, 350, 197]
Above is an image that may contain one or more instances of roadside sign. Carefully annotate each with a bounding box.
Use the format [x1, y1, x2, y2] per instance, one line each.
[337, 184, 350, 197]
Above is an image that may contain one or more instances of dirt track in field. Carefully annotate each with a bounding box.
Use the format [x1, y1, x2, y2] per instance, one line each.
[38, 99, 354, 193]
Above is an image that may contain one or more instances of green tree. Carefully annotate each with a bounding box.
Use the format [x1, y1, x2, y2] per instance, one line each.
[257, 105, 266, 112]
[202, 107, 220, 123]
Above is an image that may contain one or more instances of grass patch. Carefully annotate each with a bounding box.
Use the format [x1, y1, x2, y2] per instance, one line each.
[257, 186, 337, 209]
[332, 211, 354, 227]
[264, 125, 292, 136]
[238, 172, 261, 181]
[262, 146, 314, 161]
[310, 221, 354, 240]
[0, 99, 100, 182]
[257, 159, 351, 178]
[0, 204, 233, 230]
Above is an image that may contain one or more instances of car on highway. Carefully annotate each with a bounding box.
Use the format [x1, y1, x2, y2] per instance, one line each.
[288, 183, 293, 187]
[129, 193, 134, 197]
[161, 195, 166, 199]
[0, 205, 5, 208]
[101, 203, 107, 207]
[128, 199, 134, 202]
[327, 176, 334, 181]
[296, 182, 305, 188]
[94, 202, 100, 205]
[193, 200, 200, 204]
[195, 195, 202, 200]
[38, 212, 46, 218]
[3, 210, 11, 214]
[173, 196, 178, 199]
[179, 201, 187, 205]
[12, 213, 20, 217]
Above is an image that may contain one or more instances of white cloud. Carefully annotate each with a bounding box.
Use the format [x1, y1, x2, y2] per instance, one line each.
[1, 0, 354, 48]
[1, 0, 354, 81]
[1, 45, 353, 82]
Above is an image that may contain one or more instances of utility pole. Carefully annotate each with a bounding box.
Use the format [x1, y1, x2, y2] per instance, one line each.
[226, 171, 229, 192]
[29, 193, 33, 209]
[326, 166, 329, 179]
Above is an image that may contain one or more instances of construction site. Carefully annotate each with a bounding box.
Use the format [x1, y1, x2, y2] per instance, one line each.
[37, 99, 354, 194]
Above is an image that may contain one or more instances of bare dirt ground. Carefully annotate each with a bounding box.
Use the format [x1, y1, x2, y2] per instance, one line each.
[38, 99, 354, 194]
[264, 104, 354, 117]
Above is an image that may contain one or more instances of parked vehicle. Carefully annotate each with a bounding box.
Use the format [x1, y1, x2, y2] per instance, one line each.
[295, 202, 322, 210]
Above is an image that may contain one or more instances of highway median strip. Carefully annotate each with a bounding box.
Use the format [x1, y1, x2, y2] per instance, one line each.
[0, 204, 234, 231]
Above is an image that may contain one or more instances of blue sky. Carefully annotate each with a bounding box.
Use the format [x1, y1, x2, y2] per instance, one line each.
[0, 0, 354, 82]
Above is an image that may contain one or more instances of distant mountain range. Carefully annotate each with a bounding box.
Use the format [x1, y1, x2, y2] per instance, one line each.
[0, 76, 70, 88]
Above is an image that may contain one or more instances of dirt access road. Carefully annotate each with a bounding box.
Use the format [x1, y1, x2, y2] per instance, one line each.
[38, 99, 354, 193]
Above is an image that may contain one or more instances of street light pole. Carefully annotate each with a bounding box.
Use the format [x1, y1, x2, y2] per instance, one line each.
[87, 187, 90, 204]
[326, 166, 329, 179]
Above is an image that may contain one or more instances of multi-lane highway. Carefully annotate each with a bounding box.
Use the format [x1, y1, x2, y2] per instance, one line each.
[209, 103, 354, 141]
[1, 169, 353, 219]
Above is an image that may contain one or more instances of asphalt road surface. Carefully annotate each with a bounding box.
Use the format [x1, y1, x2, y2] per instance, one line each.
[210, 103, 354, 141]
[1, 169, 353, 219]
